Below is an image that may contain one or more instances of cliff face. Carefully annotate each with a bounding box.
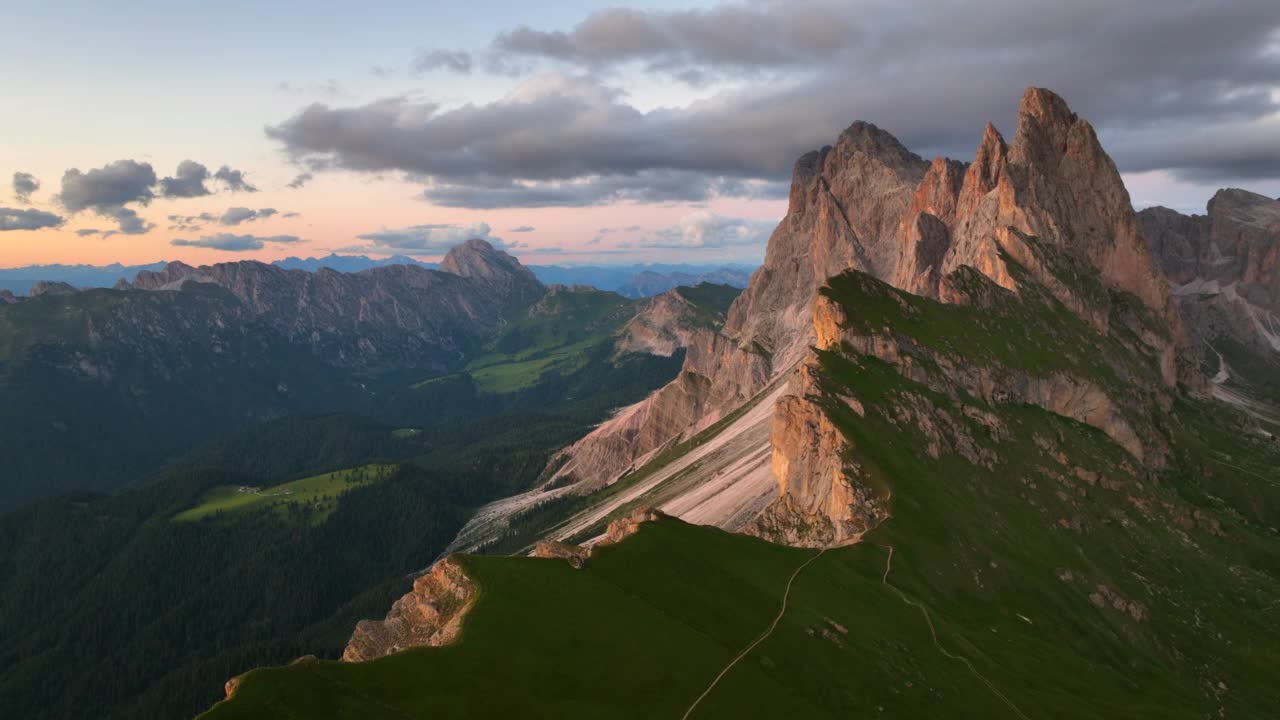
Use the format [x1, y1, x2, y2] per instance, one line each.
[342, 556, 477, 663]
[127, 239, 545, 373]
[552, 123, 930, 488]
[1138, 189, 1280, 355]
[552, 88, 1195, 508]
[613, 284, 738, 358]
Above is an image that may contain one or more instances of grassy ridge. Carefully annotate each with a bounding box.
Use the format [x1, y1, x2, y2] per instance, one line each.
[207, 266, 1280, 718]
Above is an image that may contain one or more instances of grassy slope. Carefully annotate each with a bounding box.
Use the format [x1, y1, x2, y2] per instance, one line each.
[172, 464, 397, 524]
[203, 268, 1280, 719]
[464, 288, 635, 393]
[460, 283, 739, 394]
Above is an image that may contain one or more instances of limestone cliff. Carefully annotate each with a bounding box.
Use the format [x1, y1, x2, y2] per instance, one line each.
[1138, 189, 1280, 355]
[551, 122, 929, 488]
[551, 87, 1196, 508]
[342, 556, 477, 663]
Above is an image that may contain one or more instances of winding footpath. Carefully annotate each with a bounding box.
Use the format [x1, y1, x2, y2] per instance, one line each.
[878, 544, 1030, 720]
[680, 547, 828, 720]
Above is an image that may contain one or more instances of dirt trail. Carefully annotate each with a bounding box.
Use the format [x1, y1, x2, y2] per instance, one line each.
[878, 544, 1030, 720]
[680, 547, 827, 720]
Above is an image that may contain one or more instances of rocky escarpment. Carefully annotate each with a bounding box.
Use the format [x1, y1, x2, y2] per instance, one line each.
[613, 285, 736, 358]
[748, 361, 887, 547]
[126, 239, 545, 373]
[341, 556, 478, 663]
[551, 122, 929, 489]
[338, 507, 665, 666]
[551, 87, 1197, 523]
[1139, 189, 1280, 355]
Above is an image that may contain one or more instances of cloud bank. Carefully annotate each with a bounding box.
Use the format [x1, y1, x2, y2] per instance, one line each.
[269, 0, 1280, 211]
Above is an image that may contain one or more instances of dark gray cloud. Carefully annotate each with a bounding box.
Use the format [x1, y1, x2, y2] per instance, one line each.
[287, 172, 313, 189]
[213, 165, 258, 193]
[59, 160, 157, 212]
[424, 171, 786, 209]
[76, 228, 102, 237]
[509, 225, 536, 232]
[106, 208, 153, 236]
[412, 49, 473, 74]
[55, 158, 260, 234]
[268, 0, 1280, 206]
[13, 172, 39, 203]
[58, 160, 158, 234]
[158, 160, 212, 198]
[0, 207, 64, 231]
[170, 233, 302, 252]
[493, 3, 858, 74]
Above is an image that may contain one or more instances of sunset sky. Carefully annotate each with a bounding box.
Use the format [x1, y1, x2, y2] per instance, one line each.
[3, 0, 1278, 268]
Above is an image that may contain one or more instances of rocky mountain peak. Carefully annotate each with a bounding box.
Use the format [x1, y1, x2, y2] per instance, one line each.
[1139, 187, 1280, 355]
[1208, 188, 1280, 229]
[29, 280, 79, 297]
[440, 238, 544, 306]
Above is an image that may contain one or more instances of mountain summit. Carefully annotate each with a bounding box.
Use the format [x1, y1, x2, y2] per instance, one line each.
[440, 238, 544, 308]
[549, 88, 1198, 509]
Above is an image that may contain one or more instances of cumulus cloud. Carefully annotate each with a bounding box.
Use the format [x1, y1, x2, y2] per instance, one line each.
[412, 49, 473, 74]
[350, 221, 510, 255]
[287, 172, 313, 189]
[12, 172, 39, 203]
[59, 160, 157, 212]
[632, 212, 774, 249]
[269, 0, 1280, 206]
[0, 207, 64, 231]
[107, 207, 153, 235]
[213, 165, 258, 193]
[170, 233, 302, 251]
[158, 160, 212, 198]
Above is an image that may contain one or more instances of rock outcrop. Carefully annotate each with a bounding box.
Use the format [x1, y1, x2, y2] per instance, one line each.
[1139, 189, 1280, 355]
[530, 540, 590, 568]
[342, 556, 478, 663]
[0, 289, 17, 304]
[748, 361, 886, 547]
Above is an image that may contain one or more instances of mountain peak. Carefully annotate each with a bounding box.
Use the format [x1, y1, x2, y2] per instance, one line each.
[1018, 86, 1077, 127]
[440, 239, 544, 305]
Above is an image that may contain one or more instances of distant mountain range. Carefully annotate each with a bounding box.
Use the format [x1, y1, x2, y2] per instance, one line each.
[0, 254, 753, 298]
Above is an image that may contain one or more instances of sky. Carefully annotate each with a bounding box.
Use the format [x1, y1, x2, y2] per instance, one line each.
[2, 0, 1278, 269]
